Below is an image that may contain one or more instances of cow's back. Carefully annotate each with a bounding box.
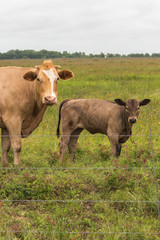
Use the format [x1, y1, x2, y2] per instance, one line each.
[0, 67, 35, 105]
[0, 67, 37, 129]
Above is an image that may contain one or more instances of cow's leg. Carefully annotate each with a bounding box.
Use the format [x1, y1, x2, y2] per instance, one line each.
[1, 128, 11, 167]
[5, 119, 22, 166]
[59, 132, 71, 163]
[68, 128, 83, 162]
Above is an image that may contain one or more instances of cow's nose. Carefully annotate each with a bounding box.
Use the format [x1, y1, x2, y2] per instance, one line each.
[45, 96, 57, 104]
[129, 118, 137, 124]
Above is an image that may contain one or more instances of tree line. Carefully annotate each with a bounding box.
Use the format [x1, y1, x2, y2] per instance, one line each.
[0, 49, 160, 59]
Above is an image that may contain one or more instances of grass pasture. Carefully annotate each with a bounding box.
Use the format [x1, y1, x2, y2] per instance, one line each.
[0, 58, 160, 239]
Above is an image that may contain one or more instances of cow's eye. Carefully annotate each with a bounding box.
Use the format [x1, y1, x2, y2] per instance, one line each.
[57, 77, 59, 81]
[37, 78, 43, 83]
[137, 107, 140, 110]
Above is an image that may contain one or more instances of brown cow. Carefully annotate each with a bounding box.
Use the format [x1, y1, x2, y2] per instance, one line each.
[57, 98, 150, 162]
[0, 60, 74, 167]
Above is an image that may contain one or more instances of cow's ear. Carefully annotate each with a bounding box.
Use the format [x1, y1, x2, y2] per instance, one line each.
[23, 71, 37, 81]
[53, 65, 61, 70]
[35, 65, 41, 70]
[114, 99, 126, 106]
[139, 99, 151, 106]
[58, 70, 74, 80]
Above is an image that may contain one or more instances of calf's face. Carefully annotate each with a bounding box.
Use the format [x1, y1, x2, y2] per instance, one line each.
[23, 60, 74, 105]
[114, 98, 151, 124]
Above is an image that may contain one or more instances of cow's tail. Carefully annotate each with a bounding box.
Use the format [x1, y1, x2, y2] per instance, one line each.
[57, 99, 70, 138]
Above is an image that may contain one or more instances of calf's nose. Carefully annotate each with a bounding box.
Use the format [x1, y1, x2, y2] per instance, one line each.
[129, 118, 137, 124]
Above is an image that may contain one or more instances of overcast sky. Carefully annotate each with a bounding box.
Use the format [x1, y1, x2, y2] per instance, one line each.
[1, 0, 160, 54]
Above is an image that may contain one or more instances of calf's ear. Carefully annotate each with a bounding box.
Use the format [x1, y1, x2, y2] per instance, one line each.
[139, 99, 151, 106]
[114, 99, 126, 106]
[23, 71, 37, 81]
[58, 70, 74, 80]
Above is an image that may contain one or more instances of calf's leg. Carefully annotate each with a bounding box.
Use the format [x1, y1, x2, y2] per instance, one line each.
[68, 128, 83, 162]
[1, 128, 11, 167]
[116, 144, 122, 156]
[108, 134, 121, 157]
[59, 133, 71, 163]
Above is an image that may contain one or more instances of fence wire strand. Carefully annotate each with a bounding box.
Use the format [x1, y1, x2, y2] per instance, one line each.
[1, 134, 160, 137]
[0, 230, 159, 235]
[0, 199, 159, 203]
[0, 166, 158, 170]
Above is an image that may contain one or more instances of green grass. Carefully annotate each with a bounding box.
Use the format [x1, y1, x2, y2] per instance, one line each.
[0, 58, 160, 239]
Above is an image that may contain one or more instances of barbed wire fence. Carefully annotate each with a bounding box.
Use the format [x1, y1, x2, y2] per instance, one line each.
[0, 109, 159, 238]
[0, 69, 160, 239]
[0, 130, 159, 238]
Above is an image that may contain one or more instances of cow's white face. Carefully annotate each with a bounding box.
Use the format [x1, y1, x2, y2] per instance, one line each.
[23, 60, 74, 105]
[42, 69, 58, 102]
[38, 67, 59, 105]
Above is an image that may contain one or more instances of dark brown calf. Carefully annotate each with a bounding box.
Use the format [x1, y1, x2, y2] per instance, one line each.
[57, 98, 150, 162]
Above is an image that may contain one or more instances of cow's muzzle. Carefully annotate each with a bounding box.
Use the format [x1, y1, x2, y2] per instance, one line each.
[44, 96, 57, 105]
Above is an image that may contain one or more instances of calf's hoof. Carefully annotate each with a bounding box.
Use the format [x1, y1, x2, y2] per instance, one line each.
[14, 161, 22, 167]
[1, 161, 9, 168]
